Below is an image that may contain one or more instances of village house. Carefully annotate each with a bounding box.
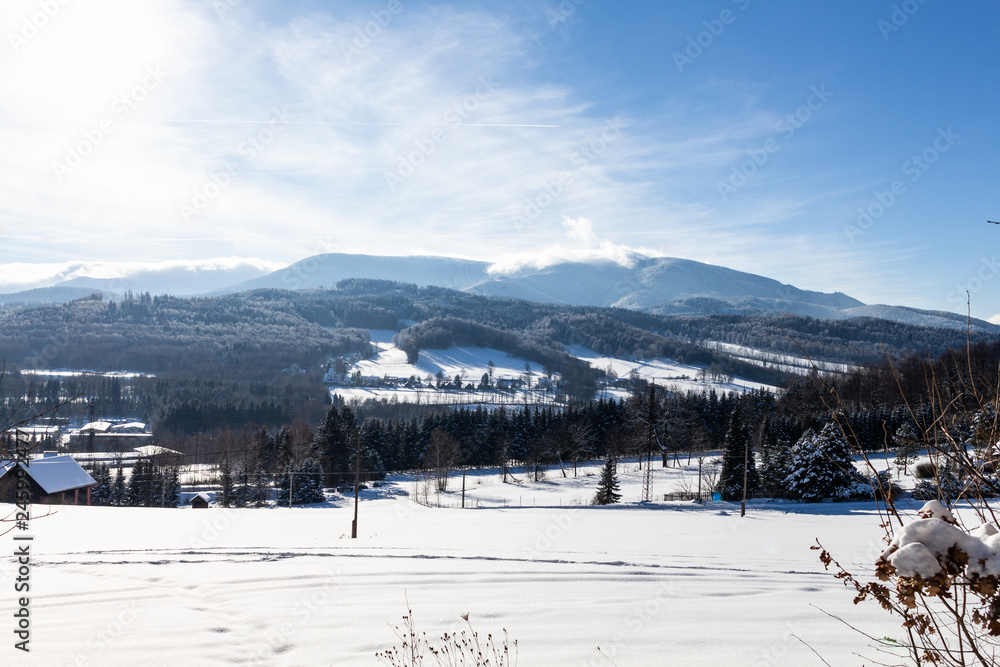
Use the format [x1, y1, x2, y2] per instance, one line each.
[0, 455, 96, 505]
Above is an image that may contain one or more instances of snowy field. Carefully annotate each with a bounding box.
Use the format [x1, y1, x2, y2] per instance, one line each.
[332, 332, 777, 406]
[701, 341, 859, 375]
[17, 369, 156, 378]
[0, 456, 945, 667]
[566, 345, 778, 397]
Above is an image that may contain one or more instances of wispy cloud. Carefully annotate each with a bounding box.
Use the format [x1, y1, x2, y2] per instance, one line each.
[0, 0, 984, 315]
[0, 257, 283, 292]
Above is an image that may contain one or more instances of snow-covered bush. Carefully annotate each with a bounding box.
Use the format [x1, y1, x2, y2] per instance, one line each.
[376, 604, 517, 667]
[911, 471, 964, 501]
[784, 423, 860, 502]
[817, 500, 1000, 665]
[814, 341, 1000, 665]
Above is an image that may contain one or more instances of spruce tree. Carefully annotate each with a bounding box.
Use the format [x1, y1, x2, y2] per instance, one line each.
[127, 458, 146, 506]
[893, 421, 921, 478]
[758, 416, 795, 497]
[716, 410, 759, 501]
[298, 459, 324, 504]
[314, 405, 360, 485]
[165, 466, 181, 507]
[218, 458, 234, 508]
[112, 465, 127, 506]
[785, 422, 859, 502]
[89, 463, 112, 505]
[594, 457, 621, 505]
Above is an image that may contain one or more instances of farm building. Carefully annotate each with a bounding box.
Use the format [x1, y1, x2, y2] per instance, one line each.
[189, 492, 211, 509]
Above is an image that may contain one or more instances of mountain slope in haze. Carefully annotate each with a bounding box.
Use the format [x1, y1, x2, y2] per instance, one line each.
[221, 254, 489, 293]
[0, 285, 101, 305]
[55, 262, 277, 297]
[216, 252, 998, 332]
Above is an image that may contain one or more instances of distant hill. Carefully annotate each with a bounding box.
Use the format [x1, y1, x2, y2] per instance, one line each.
[56, 261, 276, 297]
[0, 286, 101, 305]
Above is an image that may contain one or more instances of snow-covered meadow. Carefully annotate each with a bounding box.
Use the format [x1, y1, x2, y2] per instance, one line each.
[330, 331, 777, 407]
[0, 457, 944, 666]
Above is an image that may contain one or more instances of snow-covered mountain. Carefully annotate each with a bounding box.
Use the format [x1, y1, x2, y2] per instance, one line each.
[217, 253, 998, 332]
[2, 252, 994, 332]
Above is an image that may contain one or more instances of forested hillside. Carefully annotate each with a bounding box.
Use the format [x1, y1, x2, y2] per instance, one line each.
[0, 282, 992, 389]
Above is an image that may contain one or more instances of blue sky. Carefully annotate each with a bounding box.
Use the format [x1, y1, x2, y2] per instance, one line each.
[1, 0, 998, 320]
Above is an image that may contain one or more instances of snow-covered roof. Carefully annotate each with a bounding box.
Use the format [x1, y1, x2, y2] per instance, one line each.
[79, 421, 115, 433]
[0, 455, 95, 493]
[110, 422, 147, 432]
[190, 492, 212, 503]
[133, 445, 181, 456]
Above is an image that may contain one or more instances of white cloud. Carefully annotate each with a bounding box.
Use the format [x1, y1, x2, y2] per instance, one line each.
[990, 314, 1000, 325]
[488, 215, 653, 274]
[561, 216, 597, 245]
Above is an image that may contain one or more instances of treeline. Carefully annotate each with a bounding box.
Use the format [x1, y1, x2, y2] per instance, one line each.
[0, 372, 331, 439]
[88, 458, 181, 507]
[0, 291, 371, 377]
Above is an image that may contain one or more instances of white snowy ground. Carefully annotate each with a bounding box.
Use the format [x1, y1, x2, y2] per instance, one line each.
[0, 456, 926, 667]
[332, 332, 777, 406]
[566, 345, 779, 397]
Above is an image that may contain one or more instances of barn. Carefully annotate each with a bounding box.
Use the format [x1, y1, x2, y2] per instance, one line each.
[189, 492, 211, 509]
[0, 455, 96, 505]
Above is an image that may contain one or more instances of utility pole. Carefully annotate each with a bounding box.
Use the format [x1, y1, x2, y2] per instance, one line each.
[642, 384, 655, 503]
[461, 467, 466, 509]
[741, 438, 749, 518]
[351, 435, 361, 538]
[697, 456, 703, 502]
[288, 471, 294, 509]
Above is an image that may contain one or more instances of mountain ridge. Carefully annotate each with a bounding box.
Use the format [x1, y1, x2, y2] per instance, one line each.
[215, 252, 999, 333]
[2, 252, 995, 333]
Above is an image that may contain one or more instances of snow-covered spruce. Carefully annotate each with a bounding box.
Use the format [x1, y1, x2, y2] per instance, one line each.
[783, 422, 864, 502]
